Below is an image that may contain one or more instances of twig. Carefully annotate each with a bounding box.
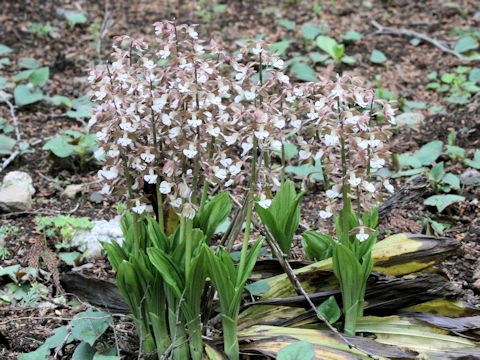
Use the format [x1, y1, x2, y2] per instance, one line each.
[0, 202, 80, 217]
[253, 220, 379, 360]
[0, 91, 22, 172]
[370, 20, 475, 62]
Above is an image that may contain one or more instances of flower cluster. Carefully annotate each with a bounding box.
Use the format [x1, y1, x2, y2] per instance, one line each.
[89, 21, 395, 221]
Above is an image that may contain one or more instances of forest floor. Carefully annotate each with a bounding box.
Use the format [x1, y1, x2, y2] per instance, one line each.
[0, 0, 479, 358]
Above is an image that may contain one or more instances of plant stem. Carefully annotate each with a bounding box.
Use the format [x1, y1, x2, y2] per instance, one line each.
[281, 142, 286, 184]
[199, 180, 209, 213]
[222, 315, 239, 360]
[236, 136, 258, 285]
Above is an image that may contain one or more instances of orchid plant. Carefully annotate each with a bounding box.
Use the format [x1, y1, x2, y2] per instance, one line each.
[91, 20, 395, 359]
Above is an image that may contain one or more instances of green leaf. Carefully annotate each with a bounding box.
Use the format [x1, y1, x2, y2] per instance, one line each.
[277, 341, 315, 360]
[290, 62, 316, 82]
[309, 51, 329, 63]
[93, 355, 120, 360]
[0, 134, 16, 155]
[454, 36, 479, 53]
[245, 279, 270, 296]
[341, 55, 356, 64]
[213, 4, 228, 13]
[50, 95, 73, 108]
[59, 251, 81, 266]
[18, 57, 40, 69]
[14, 85, 44, 106]
[43, 135, 77, 158]
[316, 35, 338, 59]
[301, 23, 323, 40]
[442, 173, 461, 190]
[29, 67, 49, 86]
[429, 162, 445, 183]
[72, 342, 96, 360]
[410, 37, 421, 46]
[370, 49, 387, 64]
[302, 231, 333, 261]
[277, 19, 296, 31]
[269, 40, 291, 56]
[195, 192, 232, 240]
[465, 150, 480, 169]
[441, 73, 455, 84]
[415, 140, 444, 166]
[446, 145, 465, 159]
[317, 296, 341, 324]
[0, 44, 12, 56]
[18, 345, 49, 360]
[424, 194, 465, 212]
[65, 11, 88, 27]
[0, 76, 6, 89]
[44, 325, 73, 348]
[71, 309, 113, 346]
[469, 68, 480, 83]
[343, 30, 362, 41]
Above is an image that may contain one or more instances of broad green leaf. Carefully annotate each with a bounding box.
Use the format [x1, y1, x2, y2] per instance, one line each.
[342, 55, 356, 64]
[441, 73, 455, 83]
[18, 57, 40, 69]
[370, 49, 387, 64]
[93, 355, 120, 360]
[18, 345, 49, 360]
[301, 23, 323, 40]
[428, 162, 445, 183]
[309, 51, 329, 63]
[65, 11, 88, 27]
[290, 62, 316, 82]
[44, 325, 73, 348]
[446, 145, 465, 159]
[14, 84, 44, 106]
[0, 134, 16, 155]
[0, 76, 6, 89]
[195, 192, 232, 240]
[43, 135, 77, 158]
[397, 154, 422, 168]
[415, 140, 444, 166]
[454, 36, 478, 53]
[302, 231, 332, 261]
[277, 341, 315, 360]
[50, 95, 73, 108]
[465, 150, 480, 169]
[269, 40, 291, 56]
[317, 296, 341, 324]
[59, 251, 81, 266]
[442, 173, 460, 190]
[316, 35, 338, 58]
[213, 4, 228, 13]
[29, 67, 49, 86]
[71, 309, 112, 346]
[72, 342, 96, 360]
[277, 19, 296, 31]
[245, 279, 270, 296]
[343, 31, 362, 41]
[424, 194, 465, 212]
[0, 44, 13, 56]
[469, 68, 480, 83]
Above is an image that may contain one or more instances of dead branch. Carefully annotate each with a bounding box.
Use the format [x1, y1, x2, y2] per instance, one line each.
[0, 91, 22, 173]
[370, 20, 475, 62]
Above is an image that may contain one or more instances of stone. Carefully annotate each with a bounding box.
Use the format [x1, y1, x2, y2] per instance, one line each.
[0, 171, 35, 212]
[71, 217, 124, 258]
[61, 184, 84, 199]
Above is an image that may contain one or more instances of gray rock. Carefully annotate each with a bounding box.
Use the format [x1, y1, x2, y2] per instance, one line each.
[0, 171, 35, 212]
[61, 184, 84, 199]
[71, 217, 124, 258]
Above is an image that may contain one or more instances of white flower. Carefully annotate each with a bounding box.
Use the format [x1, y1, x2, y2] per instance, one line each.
[299, 150, 311, 161]
[158, 48, 171, 59]
[370, 156, 385, 169]
[215, 168, 227, 180]
[169, 127, 180, 138]
[162, 113, 171, 125]
[182, 203, 196, 219]
[117, 134, 132, 147]
[257, 194, 272, 209]
[244, 90, 256, 101]
[96, 130, 107, 141]
[188, 116, 202, 127]
[95, 91, 106, 100]
[319, 210, 333, 219]
[220, 158, 233, 167]
[290, 119, 301, 128]
[251, 43, 263, 55]
[144, 169, 158, 184]
[94, 148, 105, 160]
[293, 87, 303, 97]
[100, 184, 111, 195]
[153, 95, 167, 112]
[207, 126, 221, 137]
[383, 180, 394, 193]
[229, 164, 241, 176]
[326, 189, 340, 199]
[120, 121, 135, 133]
[183, 145, 198, 159]
[132, 201, 147, 214]
[273, 116, 285, 129]
[348, 174, 362, 187]
[187, 27, 198, 39]
[356, 227, 369, 242]
[171, 197, 182, 208]
[254, 129, 269, 140]
[272, 58, 284, 69]
[270, 140, 282, 152]
[224, 134, 238, 145]
[314, 99, 326, 110]
[241, 142, 253, 156]
[363, 181, 376, 193]
[324, 133, 339, 146]
[159, 181, 172, 194]
[279, 74, 290, 84]
[144, 59, 156, 70]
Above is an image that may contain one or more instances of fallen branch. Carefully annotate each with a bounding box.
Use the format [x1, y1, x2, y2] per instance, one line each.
[252, 218, 379, 360]
[0, 91, 22, 172]
[370, 20, 474, 62]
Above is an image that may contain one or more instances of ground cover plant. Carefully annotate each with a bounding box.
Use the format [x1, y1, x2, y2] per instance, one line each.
[0, 1, 479, 359]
